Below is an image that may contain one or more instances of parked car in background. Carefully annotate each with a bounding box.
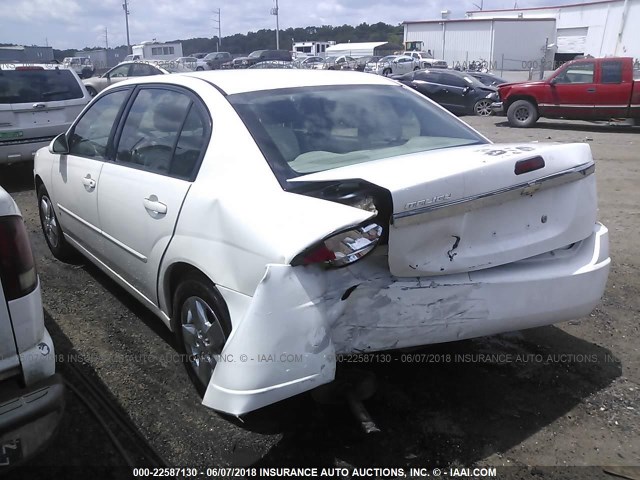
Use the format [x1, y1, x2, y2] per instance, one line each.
[173, 57, 198, 71]
[231, 50, 291, 68]
[318, 55, 357, 70]
[34, 70, 608, 416]
[403, 51, 435, 69]
[393, 69, 498, 116]
[204, 52, 232, 70]
[493, 56, 640, 127]
[295, 56, 325, 69]
[191, 52, 207, 59]
[355, 56, 381, 72]
[467, 71, 508, 87]
[82, 61, 168, 97]
[422, 58, 448, 69]
[1, 64, 90, 164]
[0, 186, 64, 469]
[62, 57, 95, 78]
[248, 61, 295, 69]
[365, 55, 418, 76]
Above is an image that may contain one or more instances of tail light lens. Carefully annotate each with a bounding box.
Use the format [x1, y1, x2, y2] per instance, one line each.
[0, 216, 38, 301]
[292, 223, 383, 268]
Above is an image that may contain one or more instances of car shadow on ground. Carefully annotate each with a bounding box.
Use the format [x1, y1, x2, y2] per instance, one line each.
[493, 120, 639, 134]
[239, 326, 621, 468]
[4, 312, 165, 478]
[0, 162, 34, 193]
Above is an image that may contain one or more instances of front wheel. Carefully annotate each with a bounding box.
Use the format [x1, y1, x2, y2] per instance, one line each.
[474, 99, 493, 117]
[196, 66, 204, 71]
[507, 99, 538, 127]
[382, 68, 391, 76]
[171, 274, 231, 397]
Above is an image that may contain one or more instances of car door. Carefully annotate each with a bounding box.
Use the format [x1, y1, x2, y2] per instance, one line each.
[411, 71, 446, 105]
[96, 86, 210, 304]
[546, 61, 596, 118]
[50, 88, 131, 256]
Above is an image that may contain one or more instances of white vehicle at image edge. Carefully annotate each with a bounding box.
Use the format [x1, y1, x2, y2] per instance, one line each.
[0, 187, 63, 467]
[33, 70, 610, 416]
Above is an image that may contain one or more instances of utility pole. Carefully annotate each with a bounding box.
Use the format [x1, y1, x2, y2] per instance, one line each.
[122, 0, 131, 54]
[104, 27, 109, 49]
[213, 8, 221, 52]
[270, 0, 279, 49]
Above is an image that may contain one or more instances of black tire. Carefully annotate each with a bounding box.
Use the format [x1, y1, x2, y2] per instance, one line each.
[382, 68, 392, 76]
[37, 184, 76, 262]
[507, 99, 538, 127]
[196, 67, 204, 71]
[413, 66, 420, 71]
[474, 99, 493, 117]
[86, 86, 97, 97]
[171, 273, 231, 397]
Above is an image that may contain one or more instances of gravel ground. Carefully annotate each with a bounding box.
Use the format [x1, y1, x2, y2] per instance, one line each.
[1, 115, 639, 479]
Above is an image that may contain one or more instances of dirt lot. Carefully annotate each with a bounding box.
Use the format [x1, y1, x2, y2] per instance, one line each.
[2, 116, 639, 479]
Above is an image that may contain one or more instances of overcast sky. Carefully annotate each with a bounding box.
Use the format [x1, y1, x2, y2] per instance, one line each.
[3, 0, 572, 50]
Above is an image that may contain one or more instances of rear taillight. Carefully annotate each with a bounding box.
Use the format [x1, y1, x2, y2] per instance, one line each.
[0, 216, 37, 301]
[292, 223, 383, 268]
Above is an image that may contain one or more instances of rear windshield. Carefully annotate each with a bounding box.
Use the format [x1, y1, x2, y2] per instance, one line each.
[0, 69, 84, 104]
[229, 84, 486, 186]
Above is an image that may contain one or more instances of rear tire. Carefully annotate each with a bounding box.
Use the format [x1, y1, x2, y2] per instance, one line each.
[196, 67, 204, 71]
[37, 184, 76, 262]
[382, 68, 391, 76]
[171, 273, 231, 397]
[507, 99, 538, 127]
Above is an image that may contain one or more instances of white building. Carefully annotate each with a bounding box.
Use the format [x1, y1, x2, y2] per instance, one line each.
[292, 41, 332, 58]
[131, 41, 183, 61]
[325, 42, 402, 58]
[403, 18, 557, 71]
[466, 0, 640, 61]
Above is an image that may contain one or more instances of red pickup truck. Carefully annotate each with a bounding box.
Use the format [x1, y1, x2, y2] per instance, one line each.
[493, 57, 640, 127]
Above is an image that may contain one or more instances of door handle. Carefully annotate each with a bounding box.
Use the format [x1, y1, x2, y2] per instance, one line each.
[82, 175, 96, 189]
[586, 88, 596, 93]
[33, 103, 46, 109]
[143, 196, 167, 214]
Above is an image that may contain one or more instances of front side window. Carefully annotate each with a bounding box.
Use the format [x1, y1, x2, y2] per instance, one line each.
[68, 89, 129, 158]
[229, 85, 486, 187]
[555, 62, 595, 84]
[109, 64, 130, 78]
[115, 88, 203, 177]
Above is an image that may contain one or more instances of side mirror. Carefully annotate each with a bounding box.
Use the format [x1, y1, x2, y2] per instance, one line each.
[49, 133, 69, 155]
[549, 77, 559, 85]
[462, 86, 471, 95]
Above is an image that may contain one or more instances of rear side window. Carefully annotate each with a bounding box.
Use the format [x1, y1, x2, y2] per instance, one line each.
[600, 61, 623, 84]
[115, 88, 208, 179]
[0, 68, 84, 104]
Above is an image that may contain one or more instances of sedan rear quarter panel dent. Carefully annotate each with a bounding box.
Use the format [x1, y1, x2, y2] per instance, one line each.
[203, 224, 609, 414]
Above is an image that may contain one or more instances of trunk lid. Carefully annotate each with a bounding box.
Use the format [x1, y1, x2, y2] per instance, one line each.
[290, 142, 597, 277]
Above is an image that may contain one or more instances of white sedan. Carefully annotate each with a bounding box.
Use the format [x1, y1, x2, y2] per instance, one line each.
[34, 70, 610, 415]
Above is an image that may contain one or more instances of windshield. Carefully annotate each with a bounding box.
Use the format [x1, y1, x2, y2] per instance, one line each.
[380, 55, 397, 63]
[229, 84, 486, 185]
[249, 51, 264, 58]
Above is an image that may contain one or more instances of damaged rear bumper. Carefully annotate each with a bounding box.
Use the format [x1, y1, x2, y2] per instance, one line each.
[203, 223, 609, 415]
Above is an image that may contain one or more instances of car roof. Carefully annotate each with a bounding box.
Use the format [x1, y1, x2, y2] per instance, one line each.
[113, 69, 398, 95]
[0, 63, 71, 71]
